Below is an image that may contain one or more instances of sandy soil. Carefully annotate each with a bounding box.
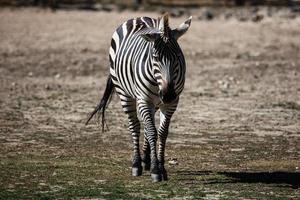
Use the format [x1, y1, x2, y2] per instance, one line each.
[0, 7, 299, 198]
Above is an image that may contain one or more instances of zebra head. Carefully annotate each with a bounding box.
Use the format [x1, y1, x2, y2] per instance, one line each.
[140, 14, 192, 104]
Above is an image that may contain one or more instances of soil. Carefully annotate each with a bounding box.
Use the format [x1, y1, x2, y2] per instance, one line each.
[0, 7, 299, 199]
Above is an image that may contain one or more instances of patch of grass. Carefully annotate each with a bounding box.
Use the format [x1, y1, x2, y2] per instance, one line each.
[0, 154, 208, 199]
[1, 153, 299, 199]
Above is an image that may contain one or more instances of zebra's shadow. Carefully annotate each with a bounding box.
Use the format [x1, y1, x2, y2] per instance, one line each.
[176, 170, 300, 189]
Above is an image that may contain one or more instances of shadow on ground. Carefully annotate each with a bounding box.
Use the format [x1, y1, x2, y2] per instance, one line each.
[177, 170, 300, 189]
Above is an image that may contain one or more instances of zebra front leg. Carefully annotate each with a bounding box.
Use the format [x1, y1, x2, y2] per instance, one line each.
[158, 103, 178, 181]
[141, 135, 150, 171]
[142, 107, 159, 171]
[121, 98, 142, 176]
[138, 100, 161, 182]
[142, 106, 159, 171]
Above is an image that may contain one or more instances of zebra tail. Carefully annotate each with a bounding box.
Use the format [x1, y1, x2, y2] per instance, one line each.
[85, 75, 114, 132]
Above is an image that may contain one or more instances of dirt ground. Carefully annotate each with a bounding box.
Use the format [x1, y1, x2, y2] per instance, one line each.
[0, 7, 299, 199]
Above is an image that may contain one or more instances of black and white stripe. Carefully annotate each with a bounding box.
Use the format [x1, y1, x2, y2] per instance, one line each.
[87, 13, 192, 182]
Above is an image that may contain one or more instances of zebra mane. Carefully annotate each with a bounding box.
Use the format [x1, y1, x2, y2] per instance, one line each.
[138, 27, 163, 36]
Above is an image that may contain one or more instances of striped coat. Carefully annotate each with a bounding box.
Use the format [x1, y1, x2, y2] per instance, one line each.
[86, 14, 192, 182]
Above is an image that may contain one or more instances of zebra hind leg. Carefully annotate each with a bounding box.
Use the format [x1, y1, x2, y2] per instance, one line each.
[138, 100, 161, 182]
[121, 97, 142, 176]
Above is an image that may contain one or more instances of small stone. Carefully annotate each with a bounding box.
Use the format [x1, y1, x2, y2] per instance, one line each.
[168, 158, 178, 165]
[28, 72, 33, 77]
[230, 148, 245, 152]
[223, 82, 230, 89]
[291, 62, 296, 67]
[54, 74, 61, 79]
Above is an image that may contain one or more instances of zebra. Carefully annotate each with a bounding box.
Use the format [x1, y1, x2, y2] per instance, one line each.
[86, 13, 192, 182]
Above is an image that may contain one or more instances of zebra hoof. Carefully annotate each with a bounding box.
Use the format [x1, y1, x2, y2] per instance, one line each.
[151, 173, 162, 182]
[132, 167, 142, 176]
[162, 172, 168, 181]
[143, 162, 151, 171]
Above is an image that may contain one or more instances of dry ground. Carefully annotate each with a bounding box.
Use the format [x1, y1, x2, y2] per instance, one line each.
[0, 8, 300, 199]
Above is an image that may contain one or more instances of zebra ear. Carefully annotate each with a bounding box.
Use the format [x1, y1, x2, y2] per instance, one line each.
[140, 28, 162, 42]
[172, 16, 192, 40]
[159, 13, 169, 32]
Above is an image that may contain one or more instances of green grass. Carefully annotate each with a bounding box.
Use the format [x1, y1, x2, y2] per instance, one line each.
[0, 154, 298, 199]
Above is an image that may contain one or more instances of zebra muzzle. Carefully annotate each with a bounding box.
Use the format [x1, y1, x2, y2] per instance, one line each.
[159, 87, 177, 104]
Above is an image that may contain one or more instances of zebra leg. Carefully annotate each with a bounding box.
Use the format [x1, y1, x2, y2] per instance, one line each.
[158, 102, 178, 181]
[137, 100, 161, 182]
[142, 106, 159, 171]
[120, 97, 142, 176]
[141, 134, 150, 171]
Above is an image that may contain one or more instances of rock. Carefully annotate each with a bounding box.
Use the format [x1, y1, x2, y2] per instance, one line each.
[28, 72, 33, 77]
